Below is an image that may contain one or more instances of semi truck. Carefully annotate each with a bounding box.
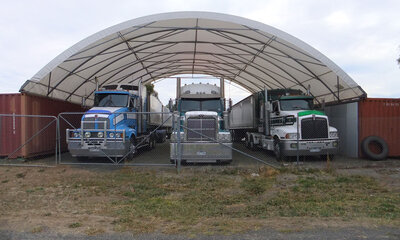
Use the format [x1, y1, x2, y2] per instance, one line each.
[228, 89, 338, 160]
[170, 78, 232, 163]
[67, 83, 172, 159]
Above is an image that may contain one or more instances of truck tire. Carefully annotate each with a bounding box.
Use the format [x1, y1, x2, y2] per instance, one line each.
[147, 134, 156, 150]
[361, 136, 388, 161]
[128, 136, 137, 159]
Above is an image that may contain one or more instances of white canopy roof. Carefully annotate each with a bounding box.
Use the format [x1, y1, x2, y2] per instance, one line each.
[20, 11, 366, 105]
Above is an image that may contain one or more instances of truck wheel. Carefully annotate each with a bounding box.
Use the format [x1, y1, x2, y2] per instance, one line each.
[274, 139, 284, 161]
[361, 136, 388, 161]
[147, 135, 156, 150]
[128, 136, 137, 159]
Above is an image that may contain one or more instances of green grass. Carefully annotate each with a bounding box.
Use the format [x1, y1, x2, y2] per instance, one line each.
[1, 166, 400, 235]
[68, 222, 82, 228]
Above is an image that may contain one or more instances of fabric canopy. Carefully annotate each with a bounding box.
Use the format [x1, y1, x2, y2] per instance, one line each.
[20, 11, 366, 105]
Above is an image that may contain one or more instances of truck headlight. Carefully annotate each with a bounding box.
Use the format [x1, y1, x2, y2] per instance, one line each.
[285, 133, 298, 139]
[329, 131, 338, 138]
[84, 132, 91, 138]
[73, 132, 80, 138]
[218, 133, 231, 142]
[171, 132, 184, 142]
[109, 132, 115, 138]
[97, 132, 104, 138]
[116, 133, 122, 138]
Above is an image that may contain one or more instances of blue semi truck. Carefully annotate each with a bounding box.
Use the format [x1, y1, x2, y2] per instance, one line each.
[66, 83, 171, 159]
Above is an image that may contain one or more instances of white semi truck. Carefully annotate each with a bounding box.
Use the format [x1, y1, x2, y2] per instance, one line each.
[229, 89, 338, 160]
[170, 78, 232, 163]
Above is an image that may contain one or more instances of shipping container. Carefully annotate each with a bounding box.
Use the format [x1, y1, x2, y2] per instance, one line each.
[0, 93, 85, 158]
[358, 98, 400, 157]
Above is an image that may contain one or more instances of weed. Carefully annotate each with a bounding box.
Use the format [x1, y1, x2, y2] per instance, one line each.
[241, 177, 269, 195]
[31, 226, 44, 233]
[1, 179, 8, 184]
[68, 222, 82, 228]
[16, 172, 26, 178]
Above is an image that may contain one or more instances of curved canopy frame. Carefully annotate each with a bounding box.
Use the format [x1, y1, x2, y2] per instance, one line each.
[20, 11, 366, 105]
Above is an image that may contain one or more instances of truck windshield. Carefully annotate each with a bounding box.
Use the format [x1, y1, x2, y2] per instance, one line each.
[280, 99, 313, 111]
[94, 94, 129, 107]
[180, 99, 222, 112]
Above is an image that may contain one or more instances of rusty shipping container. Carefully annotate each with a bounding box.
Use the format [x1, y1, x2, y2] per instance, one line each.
[359, 98, 400, 157]
[0, 93, 85, 158]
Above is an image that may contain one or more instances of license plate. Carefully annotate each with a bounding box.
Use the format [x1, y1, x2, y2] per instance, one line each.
[310, 148, 321, 153]
[197, 151, 206, 156]
[89, 148, 100, 152]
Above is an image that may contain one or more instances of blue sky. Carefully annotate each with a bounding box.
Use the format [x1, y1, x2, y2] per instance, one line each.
[0, 0, 399, 104]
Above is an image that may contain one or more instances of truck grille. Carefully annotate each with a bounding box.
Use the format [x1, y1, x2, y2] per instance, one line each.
[186, 118, 216, 141]
[301, 117, 328, 139]
[82, 117, 109, 130]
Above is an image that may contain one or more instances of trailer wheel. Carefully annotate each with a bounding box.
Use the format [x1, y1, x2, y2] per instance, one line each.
[361, 136, 388, 161]
[147, 134, 156, 150]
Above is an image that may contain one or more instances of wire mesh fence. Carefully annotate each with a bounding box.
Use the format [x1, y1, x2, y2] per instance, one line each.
[4, 111, 394, 170]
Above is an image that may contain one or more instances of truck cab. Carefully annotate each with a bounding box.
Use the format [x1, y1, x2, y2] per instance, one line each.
[67, 84, 158, 159]
[170, 79, 232, 163]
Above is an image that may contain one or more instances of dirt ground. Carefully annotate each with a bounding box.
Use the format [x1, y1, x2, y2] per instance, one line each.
[0, 141, 400, 238]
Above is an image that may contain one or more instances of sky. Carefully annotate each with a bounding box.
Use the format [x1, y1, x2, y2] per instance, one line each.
[0, 0, 399, 104]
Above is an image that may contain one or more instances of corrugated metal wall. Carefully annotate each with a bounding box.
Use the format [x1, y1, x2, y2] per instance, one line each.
[0, 94, 22, 157]
[359, 98, 400, 157]
[325, 102, 359, 158]
[0, 93, 85, 158]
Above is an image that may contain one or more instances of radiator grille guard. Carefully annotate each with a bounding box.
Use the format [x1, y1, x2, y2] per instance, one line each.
[82, 117, 110, 130]
[301, 117, 328, 139]
[186, 118, 217, 141]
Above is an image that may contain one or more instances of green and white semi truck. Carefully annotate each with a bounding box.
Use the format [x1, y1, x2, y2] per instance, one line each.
[228, 89, 338, 160]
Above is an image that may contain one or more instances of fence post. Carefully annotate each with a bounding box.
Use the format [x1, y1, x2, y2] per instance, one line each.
[296, 112, 300, 166]
[177, 112, 182, 173]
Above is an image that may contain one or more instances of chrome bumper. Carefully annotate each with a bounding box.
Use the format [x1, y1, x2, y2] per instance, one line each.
[68, 140, 130, 157]
[280, 139, 338, 156]
[170, 142, 232, 162]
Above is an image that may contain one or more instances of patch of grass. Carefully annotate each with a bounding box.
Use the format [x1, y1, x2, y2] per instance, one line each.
[85, 227, 105, 235]
[1, 179, 8, 184]
[16, 172, 26, 178]
[31, 226, 44, 233]
[246, 175, 400, 219]
[240, 177, 270, 195]
[68, 222, 82, 228]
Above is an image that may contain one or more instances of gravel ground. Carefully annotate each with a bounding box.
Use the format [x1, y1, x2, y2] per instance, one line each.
[1, 226, 400, 240]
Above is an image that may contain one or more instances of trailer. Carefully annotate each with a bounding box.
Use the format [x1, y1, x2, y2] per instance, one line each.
[229, 89, 339, 160]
